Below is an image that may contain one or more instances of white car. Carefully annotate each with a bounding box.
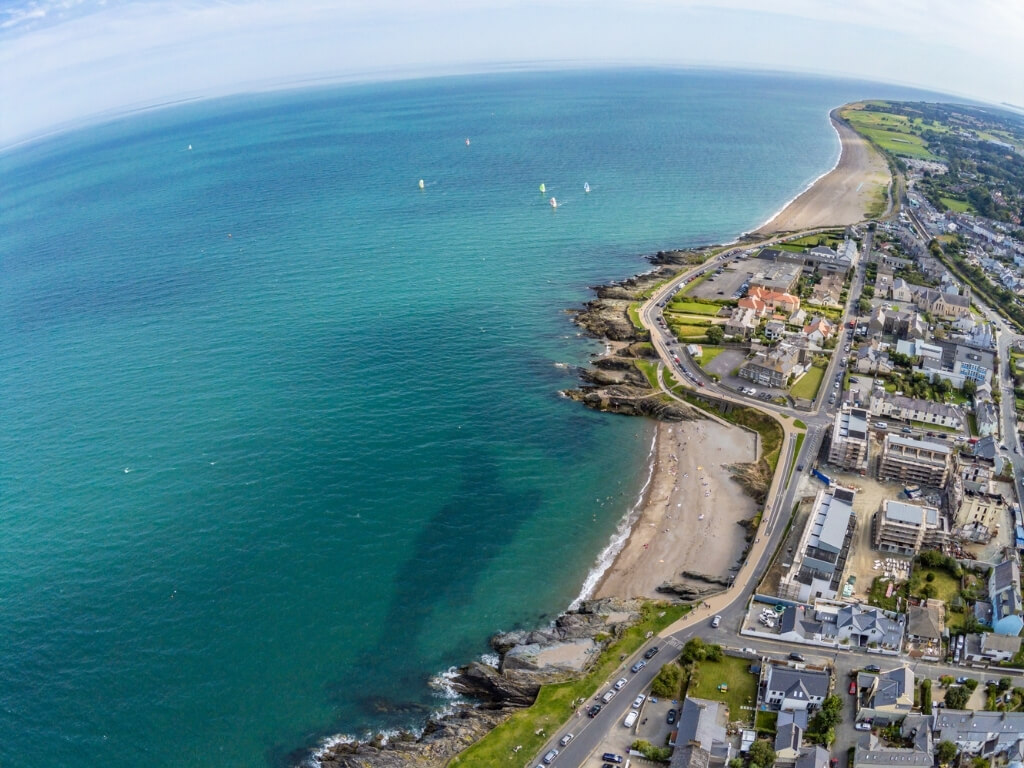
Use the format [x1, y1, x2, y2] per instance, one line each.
[623, 711, 639, 728]
[614, 677, 628, 690]
[632, 694, 646, 708]
[559, 733, 574, 746]
[711, 615, 721, 628]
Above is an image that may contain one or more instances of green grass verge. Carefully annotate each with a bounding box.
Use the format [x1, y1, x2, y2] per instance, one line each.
[634, 360, 660, 389]
[627, 303, 644, 331]
[670, 323, 713, 339]
[910, 567, 961, 604]
[787, 432, 806, 484]
[793, 419, 807, 430]
[668, 300, 724, 316]
[450, 603, 689, 768]
[939, 196, 974, 214]
[790, 366, 825, 400]
[840, 108, 940, 160]
[687, 656, 758, 725]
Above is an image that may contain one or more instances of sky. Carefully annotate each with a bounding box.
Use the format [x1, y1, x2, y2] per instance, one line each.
[2, 0, 1023, 147]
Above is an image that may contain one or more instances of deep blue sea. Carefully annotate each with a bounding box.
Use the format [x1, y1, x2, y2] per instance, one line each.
[0, 69, 943, 767]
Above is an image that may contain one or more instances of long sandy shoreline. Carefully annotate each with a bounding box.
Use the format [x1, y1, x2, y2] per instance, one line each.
[583, 107, 887, 602]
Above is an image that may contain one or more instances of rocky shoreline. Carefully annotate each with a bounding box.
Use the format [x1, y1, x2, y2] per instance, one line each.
[310, 598, 648, 768]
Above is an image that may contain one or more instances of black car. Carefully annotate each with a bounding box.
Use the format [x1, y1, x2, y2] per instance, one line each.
[666, 708, 678, 725]
[864, 665, 880, 674]
[789, 652, 805, 662]
[587, 704, 602, 718]
[643, 646, 660, 659]
[602, 755, 624, 765]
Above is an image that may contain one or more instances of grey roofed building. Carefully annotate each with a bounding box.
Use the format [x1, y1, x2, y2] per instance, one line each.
[794, 746, 831, 768]
[833, 603, 906, 650]
[672, 696, 732, 766]
[906, 601, 944, 642]
[859, 666, 914, 723]
[852, 714, 933, 768]
[933, 709, 1024, 757]
[775, 709, 808, 759]
[792, 487, 856, 601]
[671, 745, 711, 768]
[763, 664, 830, 711]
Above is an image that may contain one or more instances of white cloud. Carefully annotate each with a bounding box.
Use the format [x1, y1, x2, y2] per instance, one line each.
[1, 0, 1022, 148]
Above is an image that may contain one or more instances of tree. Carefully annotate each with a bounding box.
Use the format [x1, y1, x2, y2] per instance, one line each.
[921, 679, 933, 715]
[651, 662, 684, 698]
[748, 739, 776, 768]
[999, 677, 1012, 692]
[962, 377, 977, 398]
[936, 740, 959, 766]
[926, 572, 936, 583]
[858, 298, 872, 315]
[706, 325, 724, 344]
[964, 678, 979, 692]
[945, 685, 970, 709]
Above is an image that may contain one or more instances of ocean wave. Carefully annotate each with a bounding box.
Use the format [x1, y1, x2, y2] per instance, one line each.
[570, 428, 658, 608]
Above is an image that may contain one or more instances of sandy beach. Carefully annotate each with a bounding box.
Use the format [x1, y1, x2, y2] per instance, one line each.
[754, 111, 891, 235]
[594, 418, 758, 600]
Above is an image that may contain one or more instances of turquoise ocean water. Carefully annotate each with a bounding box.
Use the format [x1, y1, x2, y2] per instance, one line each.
[0, 70, 940, 767]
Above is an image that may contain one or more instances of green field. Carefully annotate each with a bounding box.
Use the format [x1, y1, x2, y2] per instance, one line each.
[781, 233, 845, 250]
[450, 603, 689, 768]
[687, 656, 758, 725]
[910, 567, 961, 604]
[939, 196, 974, 213]
[668, 300, 724, 316]
[790, 366, 825, 400]
[841, 108, 940, 160]
[670, 323, 712, 339]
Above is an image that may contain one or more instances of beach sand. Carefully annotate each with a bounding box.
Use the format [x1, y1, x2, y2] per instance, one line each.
[593, 418, 758, 600]
[754, 112, 890, 235]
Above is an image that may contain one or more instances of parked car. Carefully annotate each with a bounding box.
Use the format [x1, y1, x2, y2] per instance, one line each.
[602, 754, 624, 765]
[643, 646, 660, 659]
[666, 708, 677, 725]
[614, 677, 628, 690]
[543, 749, 559, 764]
[849, 680, 858, 695]
[630, 660, 647, 673]
[632, 694, 646, 709]
[864, 665, 880, 673]
[789, 652, 805, 662]
[854, 722, 872, 731]
[587, 704, 602, 717]
[601, 690, 616, 703]
[623, 711, 638, 728]
[559, 733, 574, 747]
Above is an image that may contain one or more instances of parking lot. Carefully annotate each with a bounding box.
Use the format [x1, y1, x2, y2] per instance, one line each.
[686, 263, 753, 301]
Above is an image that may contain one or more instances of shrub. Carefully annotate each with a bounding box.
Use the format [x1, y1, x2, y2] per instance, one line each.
[651, 663, 684, 698]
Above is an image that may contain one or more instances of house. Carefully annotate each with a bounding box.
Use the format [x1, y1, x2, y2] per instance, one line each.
[726, 306, 760, 339]
[833, 603, 906, 651]
[739, 344, 804, 389]
[670, 697, 732, 768]
[857, 665, 914, 724]
[868, 391, 964, 430]
[856, 342, 893, 375]
[852, 715, 933, 768]
[746, 285, 801, 314]
[802, 317, 834, 345]
[913, 287, 972, 319]
[762, 663, 830, 712]
[809, 274, 844, 307]
[989, 555, 1024, 636]
[872, 500, 949, 556]
[963, 632, 1023, 664]
[765, 319, 787, 340]
[774, 709, 806, 763]
[877, 434, 952, 488]
[737, 295, 770, 317]
[890, 277, 913, 302]
[976, 401, 999, 437]
[794, 746, 831, 768]
[933, 709, 1024, 759]
[769, 244, 853, 276]
[789, 308, 807, 327]
[827, 407, 871, 473]
[916, 340, 994, 388]
[906, 600, 945, 658]
[954, 490, 1006, 543]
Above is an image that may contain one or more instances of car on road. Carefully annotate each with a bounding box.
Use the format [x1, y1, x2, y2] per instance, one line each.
[587, 704, 602, 717]
[601, 689, 616, 703]
[789, 652, 805, 662]
[956, 677, 969, 684]
[864, 665, 880, 673]
[901, 427, 912, 433]
[849, 680, 858, 695]
[666, 708, 677, 725]
[614, 677, 628, 690]
[874, 422, 887, 430]
[711, 615, 721, 628]
[742, 647, 758, 655]
[623, 711, 638, 728]
[632, 694, 646, 708]
[559, 733, 574, 746]
[542, 749, 558, 764]
[630, 660, 647, 673]
[644, 646, 660, 659]
[796, 464, 804, 472]
[602, 754, 624, 765]
[986, 680, 999, 688]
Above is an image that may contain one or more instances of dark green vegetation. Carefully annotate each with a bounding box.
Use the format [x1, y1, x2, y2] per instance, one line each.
[451, 603, 688, 768]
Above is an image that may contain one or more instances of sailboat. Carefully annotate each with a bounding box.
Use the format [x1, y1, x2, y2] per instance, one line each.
[584, 182, 590, 193]
[465, 138, 471, 146]
[539, 183, 546, 193]
[418, 179, 425, 189]
[549, 197, 558, 208]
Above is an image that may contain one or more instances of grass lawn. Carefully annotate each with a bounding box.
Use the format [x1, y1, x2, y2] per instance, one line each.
[910, 567, 960, 604]
[669, 300, 724, 316]
[790, 366, 825, 400]
[840, 108, 940, 161]
[670, 323, 713, 339]
[793, 419, 807, 430]
[782, 232, 844, 250]
[696, 345, 726, 368]
[450, 603, 689, 768]
[627, 303, 644, 331]
[634, 359, 660, 389]
[940, 196, 974, 214]
[688, 656, 758, 725]
[754, 710, 778, 736]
